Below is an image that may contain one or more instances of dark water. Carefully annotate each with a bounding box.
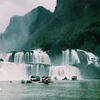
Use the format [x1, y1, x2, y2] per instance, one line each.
[0, 80, 100, 100]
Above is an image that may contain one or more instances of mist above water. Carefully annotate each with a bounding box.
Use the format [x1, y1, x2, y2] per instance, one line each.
[0, 49, 99, 81]
[0, 49, 51, 81]
[49, 65, 82, 80]
[49, 49, 100, 80]
[0, 62, 28, 81]
[0, 8, 38, 52]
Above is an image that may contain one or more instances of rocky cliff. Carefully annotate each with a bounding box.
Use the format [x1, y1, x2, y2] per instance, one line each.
[1, 0, 100, 79]
[1, 0, 100, 57]
[28, 0, 100, 56]
[0, 6, 52, 52]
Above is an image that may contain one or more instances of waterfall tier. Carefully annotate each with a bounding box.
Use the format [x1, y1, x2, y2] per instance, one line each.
[49, 49, 100, 80]
[0, 62, 27, 81]
[0, 62, 49, 81]
[0, 49, 51, 81]
[0, 49, 99, 81]
[5, 49, 51, 65]
[49, 65, 82, 80]
[62, 49, 99, 66]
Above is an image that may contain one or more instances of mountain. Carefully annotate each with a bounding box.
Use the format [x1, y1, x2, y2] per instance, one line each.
[27, 0, 100, 57]
[1, 0, 100, 79]
[1, 0, 100, 57]
[0, 6, 52, 52]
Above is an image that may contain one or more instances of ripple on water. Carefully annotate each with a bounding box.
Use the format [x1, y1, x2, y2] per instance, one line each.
[0, 80, 100, 100]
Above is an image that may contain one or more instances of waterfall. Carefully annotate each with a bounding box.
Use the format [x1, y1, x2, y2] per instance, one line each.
[5, 49, 51, 65]
[0, 62, 28, 81]
[49, 49, 99, 80]
[62, 50, 80, 65]
[0, 49, 51, 81]
[0, 49, 99, 81]
[49, 65, 82, 80]
[49, 49, 83, 80]
[77, 49, 99, 66]
[62, 49, 99, 66]
[14, 52, 24, 63]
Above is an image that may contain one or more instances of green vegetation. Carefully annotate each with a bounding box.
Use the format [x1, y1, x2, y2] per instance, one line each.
[1, 0, 100, 58]
[26, 0, 100, 58]
[0, 0, 100, 79]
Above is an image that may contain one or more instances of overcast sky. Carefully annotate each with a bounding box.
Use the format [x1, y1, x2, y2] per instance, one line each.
[0, 0, 56, 33]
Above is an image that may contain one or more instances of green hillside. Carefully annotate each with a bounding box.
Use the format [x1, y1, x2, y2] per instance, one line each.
[26, 0, 100, 58]
[1, 0, 100, 57]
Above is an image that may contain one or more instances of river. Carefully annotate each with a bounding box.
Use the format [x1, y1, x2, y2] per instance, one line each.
[0, 79, 100, 100]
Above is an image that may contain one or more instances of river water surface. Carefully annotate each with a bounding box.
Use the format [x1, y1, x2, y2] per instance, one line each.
[0, 80, 100, 100]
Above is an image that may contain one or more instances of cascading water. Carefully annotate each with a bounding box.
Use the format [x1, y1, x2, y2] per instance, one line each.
[77, 49, 99, 66]
[14, 52, 24, 63]
[62, 50, 80, 65]
[5, 49, 51, 65]
[0, 49, 51, 81]
[49, 65, 82, 80]
[0, 62, 28, 81]
[49, 49, 82, 80]
[0, 49, 99, 81]
[49, 49, 100, 80]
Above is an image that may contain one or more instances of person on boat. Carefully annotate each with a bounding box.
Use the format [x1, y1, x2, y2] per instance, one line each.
[44, 77, 49, 84]
[30, 76, 34, 81]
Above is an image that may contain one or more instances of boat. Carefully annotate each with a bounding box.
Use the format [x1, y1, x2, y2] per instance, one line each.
[39, 76, 52, 84]
[21, 76, 52, 84]
[71, 76, 77, 80]
[30, 76, 40, 81]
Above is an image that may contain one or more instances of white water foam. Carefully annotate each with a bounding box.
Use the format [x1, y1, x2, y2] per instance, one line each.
[4, 49, 51, 65]
[62, 50, 80, 65]
[0, 49, 99, 81]
[0, 62, 28, 81]
[77, 49, 99, 66]
[49, 65, 82, 80]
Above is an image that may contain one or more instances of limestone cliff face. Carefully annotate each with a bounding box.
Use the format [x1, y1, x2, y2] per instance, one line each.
[5, 6, 52, 35]
[0, 6, 52, 52]
[55, 0, 100, 21]
[28, 0, 100, 56]
[1, 0, 100, 56]
[55, 0, 100, 13]
[5, 8, 38, 35]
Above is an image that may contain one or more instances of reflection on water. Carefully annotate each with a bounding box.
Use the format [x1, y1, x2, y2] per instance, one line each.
[0, 80, 100, 100]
